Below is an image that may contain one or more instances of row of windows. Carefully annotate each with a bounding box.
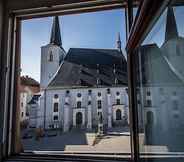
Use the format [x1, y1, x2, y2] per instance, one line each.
[138, 90, 179, 96]
[54, 98, 122, 111]
[53, 91, 122, 99]
[138, 99, 179, 110]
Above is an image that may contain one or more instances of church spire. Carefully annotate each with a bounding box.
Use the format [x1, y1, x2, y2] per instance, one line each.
[50, 16, 62, 46]
[165, 6, 178, 42]
[117, 32, 121, 51]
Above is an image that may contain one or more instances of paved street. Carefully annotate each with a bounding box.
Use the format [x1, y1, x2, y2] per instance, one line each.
[22, 127, 131, 153]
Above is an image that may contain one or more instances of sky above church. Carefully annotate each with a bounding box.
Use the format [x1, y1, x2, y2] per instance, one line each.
[21, 9, 126, 82]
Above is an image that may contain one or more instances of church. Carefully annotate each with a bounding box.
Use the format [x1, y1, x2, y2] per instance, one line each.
[29, 16, 129, 133]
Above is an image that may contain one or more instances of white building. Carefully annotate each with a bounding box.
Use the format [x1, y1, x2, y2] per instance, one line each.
[19, 76, 40, 123]
[30, 16, 129, 132]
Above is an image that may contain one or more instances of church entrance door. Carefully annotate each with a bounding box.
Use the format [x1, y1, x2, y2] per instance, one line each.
[76, 112, 83, 126]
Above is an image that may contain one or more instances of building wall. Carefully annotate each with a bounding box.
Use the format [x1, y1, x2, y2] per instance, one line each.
[19, 85, 40, 122]
[138, 85, 184, 145]
[37, 86, 129, 130]
[40, 44, 65, 89]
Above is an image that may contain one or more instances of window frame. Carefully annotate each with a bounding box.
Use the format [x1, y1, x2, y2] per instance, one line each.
[0, 0, 142, 161]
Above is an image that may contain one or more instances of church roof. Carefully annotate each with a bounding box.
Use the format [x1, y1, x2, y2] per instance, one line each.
[138, 44, 183, 86]
[21, 76, 40, 87]
[50, 16, 62, 46]
[48, 48, 127, 88]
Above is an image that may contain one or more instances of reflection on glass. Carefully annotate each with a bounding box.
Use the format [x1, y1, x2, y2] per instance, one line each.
[135, 0, 184, 156]
[135, 1, 184, 157]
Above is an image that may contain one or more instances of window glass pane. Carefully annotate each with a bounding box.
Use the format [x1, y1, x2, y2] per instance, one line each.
[135, 1, 184, 158]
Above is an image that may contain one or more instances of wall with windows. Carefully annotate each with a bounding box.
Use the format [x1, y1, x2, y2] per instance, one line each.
[37, 86, 128, 130]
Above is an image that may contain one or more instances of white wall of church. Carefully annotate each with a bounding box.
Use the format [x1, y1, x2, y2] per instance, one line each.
[40, 44, 65, 89]
[37, 86, 129, 130]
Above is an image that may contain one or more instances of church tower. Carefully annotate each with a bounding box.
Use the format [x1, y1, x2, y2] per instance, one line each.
[40, 16, 66, 89]
[117, 32, 122, 52]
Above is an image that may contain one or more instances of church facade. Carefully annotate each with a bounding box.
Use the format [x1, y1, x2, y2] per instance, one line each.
[30, 16, 129, 132]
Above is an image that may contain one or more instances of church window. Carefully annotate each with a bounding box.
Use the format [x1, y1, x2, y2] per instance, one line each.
[77, 101, 81, 108]
[77, 93, 82, 97]
[146, 100, 152, 107]
[53, 103, 59, 112]
[88, 89, 92, 94]
[107, 88, 110, 94]
[21, 112, 24, 117]
[98, 92, 101, 97]
[53, 115, 58, 121]
[147, 91, 151, 96]
[97, 100, 102, 109]
[116, 99, 121, 105]
[88, 101, 91, 105]
[54, 94, 58, 98]
[137, 100, 141, 104]
[49, 51, 53, 62]
[116, 91, 120, 96]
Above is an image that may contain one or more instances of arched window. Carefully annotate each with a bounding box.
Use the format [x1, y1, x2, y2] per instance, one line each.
[54, 94, 58, 99]
[116, 109, 122, 120]
[49, 52, 53, 62]
[53, 103, 58, 112]
[77, 101, 81, 108]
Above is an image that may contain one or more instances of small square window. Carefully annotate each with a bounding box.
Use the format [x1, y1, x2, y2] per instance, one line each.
[53, 115, 58, 121]
[116, 99, 121, 105]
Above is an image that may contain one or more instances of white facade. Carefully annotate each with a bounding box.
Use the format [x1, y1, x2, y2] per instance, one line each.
[37, 87, 129, 131]
[40, 44, 66, 89]
[20, 87, 34, 122]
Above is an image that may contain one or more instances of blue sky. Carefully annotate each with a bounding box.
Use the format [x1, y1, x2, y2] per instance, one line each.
[21, 9, 126, 82]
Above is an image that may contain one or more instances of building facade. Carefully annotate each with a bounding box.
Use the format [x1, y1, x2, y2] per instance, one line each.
[31, 16, 129, 132]
[19, 76, 40, 122]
